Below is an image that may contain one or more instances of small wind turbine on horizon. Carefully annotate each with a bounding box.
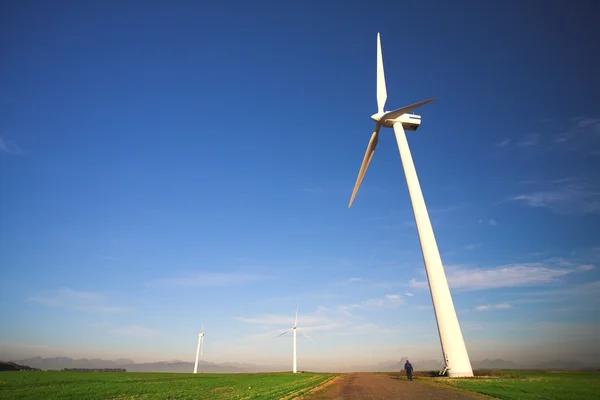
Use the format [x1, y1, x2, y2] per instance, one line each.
[347, 32, 474, 378]
[193, 324, 204, 374]
[275, 305, 315, 373]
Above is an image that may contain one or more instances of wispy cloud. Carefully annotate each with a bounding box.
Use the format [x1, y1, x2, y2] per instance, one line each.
[518, 133, 541, 148]
[476, 303, 511, 311]
[146, 271, 272, 288]
[428, 204, 469, 214]
[517, 279, 600, 299]
[236, 314, 329, 326]
[494, 138, 511, 148]
[338, 293, 405, 314]
[108, 324, 159, 338]
[508, 177, 600, 215]
[478, 218, 498, 226]
[0, 136, 23, 155]
[236, 308, 347, 343]
[517, 116, 600, 155]
[237, 293, 406, 343]
[408, 258, 595, 291]
[28, 289, 131, 313]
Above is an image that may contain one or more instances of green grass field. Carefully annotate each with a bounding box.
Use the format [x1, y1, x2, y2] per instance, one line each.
[0, 371, 337, 400]
[425, 370, 600, 400]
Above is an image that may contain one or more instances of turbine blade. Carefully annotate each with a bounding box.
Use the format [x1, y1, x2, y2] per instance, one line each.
[200, 336, 203, 356]
[275, 329, 290, 339]
[294, 305, 298, 327]
[348, 125, 381, 208]
[299, 330, 316, 344]
[381, 98, 437, 122]
[202, 324, 204, 334]
[377, 32, 387, 114]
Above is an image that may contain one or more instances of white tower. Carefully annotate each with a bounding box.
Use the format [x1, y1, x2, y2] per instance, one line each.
[275, 305, 315, 373]
[347, 33, 474, 377]
[193, 324, 204, 374]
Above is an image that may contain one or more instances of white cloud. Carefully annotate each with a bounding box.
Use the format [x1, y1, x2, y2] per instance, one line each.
[236, 314, 330, 326]
[146, 271, 271, 288]
[416, 304, 433, 310]
[339, 294, 404, 313]
[518, 133, 541, 147]
[237, 294, 406, 343]
[509, 177, 600, 215]
[476, 303, 511, 311]
[0, 136, 23, 155]
[108, 325, 158, 338]
[577, 264, 596, 271]
[404, 292, 414, 297]
[28, 289, 131, 313]
[494, 138, 511, 147]
[488, 218, 498, 226]
[550, 116, 600, 153]
[408, 259, 594, 291]
[0, 137, 8, 153]
[575, 117, 600, 131]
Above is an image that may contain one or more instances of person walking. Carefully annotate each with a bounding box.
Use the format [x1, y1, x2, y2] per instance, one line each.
[404, 360, 414, 381]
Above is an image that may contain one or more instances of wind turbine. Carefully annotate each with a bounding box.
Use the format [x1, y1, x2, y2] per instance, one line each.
[193, 324, 204, 374]
[275, 305, 315, 373]
[347, 32, 474, 378]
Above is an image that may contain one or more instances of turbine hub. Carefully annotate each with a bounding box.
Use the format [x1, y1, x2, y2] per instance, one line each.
[370, 112, 384, 122]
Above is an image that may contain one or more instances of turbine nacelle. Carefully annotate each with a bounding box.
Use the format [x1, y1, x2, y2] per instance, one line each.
[370, 112, 423, 130]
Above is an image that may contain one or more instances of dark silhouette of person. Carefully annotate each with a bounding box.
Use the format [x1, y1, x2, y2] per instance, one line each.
[404, 360, 414, 381]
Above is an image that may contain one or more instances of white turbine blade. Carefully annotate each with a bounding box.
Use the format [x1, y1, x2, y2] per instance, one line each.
[200, 336, 204, 356]
[275, 329, 290, 339]
[381, 98, 437, 122]
[202, 324, 204, 334]
[294, 305, 298, 327]
[348, 124, 381, 208]
[299, 330, 316, 344]
[377, 32, 387, 114]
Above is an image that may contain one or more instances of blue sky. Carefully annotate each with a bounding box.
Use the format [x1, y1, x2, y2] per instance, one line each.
[1, 0, 599, 369]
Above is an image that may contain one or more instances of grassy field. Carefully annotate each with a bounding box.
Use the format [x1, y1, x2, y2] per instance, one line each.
[421, 370, 600, 400]
[0, 371, 337, 400]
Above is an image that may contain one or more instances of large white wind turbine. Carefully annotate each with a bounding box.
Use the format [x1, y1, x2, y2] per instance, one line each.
[193, 324, 204, 374]
[275, 306, 315, 373]
[347, 32, 474, 378]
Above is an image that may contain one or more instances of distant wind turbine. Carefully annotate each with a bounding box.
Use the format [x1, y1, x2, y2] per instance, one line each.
[193, 324, 204, 374]
[347, 32, 474, 378]
[275, 305, 315, 373]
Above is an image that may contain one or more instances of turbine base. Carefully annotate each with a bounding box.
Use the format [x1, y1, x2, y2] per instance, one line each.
[447, 371, 474, 378]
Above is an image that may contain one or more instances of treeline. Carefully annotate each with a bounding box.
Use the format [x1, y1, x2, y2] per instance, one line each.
[0, 361, 41, 371]
[62, 368, 127, 372]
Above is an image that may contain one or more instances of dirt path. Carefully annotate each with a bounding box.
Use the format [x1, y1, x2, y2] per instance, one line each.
[301, 373, 489, 400]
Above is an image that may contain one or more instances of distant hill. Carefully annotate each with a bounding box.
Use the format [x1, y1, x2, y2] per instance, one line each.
[8, 356, 600, 373]
[10, 357, 289, 373]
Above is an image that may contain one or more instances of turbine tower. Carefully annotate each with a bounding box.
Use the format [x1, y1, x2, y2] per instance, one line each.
[193, 324, 204, 374]
[275, 305, 315, 373]
[347, 32, 474, 378]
